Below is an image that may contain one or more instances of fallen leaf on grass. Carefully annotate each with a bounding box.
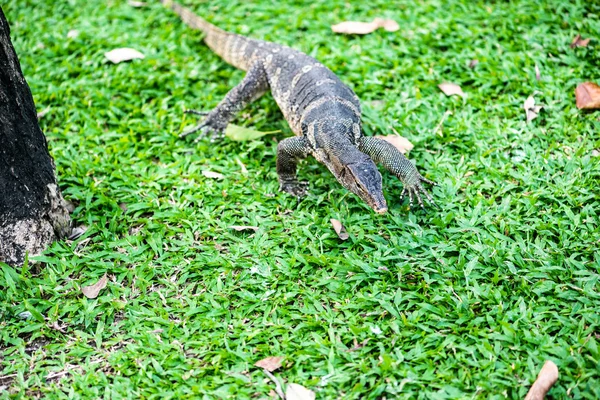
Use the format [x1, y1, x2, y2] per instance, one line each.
[286, 383, 315, 400]
[331, 18, 399, 35]
[592, 149, 600, 157]
[575, 82, 600, 110]
[468, 59, 479, 68]
[570, 34, 590, 48]
[370, 325, 382, 335]
[525, 360, 559, 400]
[438, 82, 466, 98]
[202, 170, 224, 179]
[66, 29, 80, 39]
[68, 225, 88, 240]
[375, 134, 414, 154]
[104, 48, 145, 64]
[225, 124, 280, 141]
[36, 107, 50, 119]
[229, 225, 259, 232]
[235, 158, 248, 174]
[330, 219, 349, 240]
[535, 64, 541, 81]
[81, 274, 108, 299]
[379, 19, 400, 32]
[524, 94, 542, 123]
[254, 356, 284, 372]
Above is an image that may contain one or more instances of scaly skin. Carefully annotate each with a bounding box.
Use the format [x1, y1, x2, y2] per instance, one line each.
[160, 0, 436, 213]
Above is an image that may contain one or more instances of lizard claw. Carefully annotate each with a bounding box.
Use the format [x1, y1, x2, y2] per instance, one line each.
[400, 174, 437, 210]
[279, 179, 309, 197]
[180, 110, 227, 142]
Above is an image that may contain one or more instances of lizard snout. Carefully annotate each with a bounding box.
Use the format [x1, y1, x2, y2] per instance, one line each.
[369, 193, 388, 214]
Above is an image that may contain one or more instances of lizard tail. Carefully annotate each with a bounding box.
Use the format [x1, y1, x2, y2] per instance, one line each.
[160, 0, 252, 70]
[160, 0, 220, 34]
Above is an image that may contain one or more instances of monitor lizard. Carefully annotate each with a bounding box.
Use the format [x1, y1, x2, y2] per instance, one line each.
[160, 0, 437, 213]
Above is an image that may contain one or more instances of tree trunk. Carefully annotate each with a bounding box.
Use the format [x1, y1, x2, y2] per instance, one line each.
[0, 7, 70, 266]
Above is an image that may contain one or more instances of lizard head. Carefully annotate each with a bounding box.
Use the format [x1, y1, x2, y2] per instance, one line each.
[311, 117, 387, 213]
[322, 148, 388, 214]
[341, 160, 388, 214]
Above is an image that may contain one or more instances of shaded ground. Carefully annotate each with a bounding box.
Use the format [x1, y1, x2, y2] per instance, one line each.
[1, 0, 599, 398]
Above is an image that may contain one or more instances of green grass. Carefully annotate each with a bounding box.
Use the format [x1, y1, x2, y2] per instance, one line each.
[2, 0, 600, 398]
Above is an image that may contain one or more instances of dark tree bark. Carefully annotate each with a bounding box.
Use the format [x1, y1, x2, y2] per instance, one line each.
[0, 7, 70, 266]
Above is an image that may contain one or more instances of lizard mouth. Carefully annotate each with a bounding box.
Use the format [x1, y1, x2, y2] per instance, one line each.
[374, 206, 388, 214]
[368, 195, 388, 214]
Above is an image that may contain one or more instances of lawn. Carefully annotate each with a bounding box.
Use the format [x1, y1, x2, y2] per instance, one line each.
[1, 0, 600, 398]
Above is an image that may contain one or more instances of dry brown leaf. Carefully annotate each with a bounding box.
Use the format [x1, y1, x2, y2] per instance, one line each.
[524, 94, 542, 123]
[286, 383, 315, 400]
[570, 34, 590, 49]
[375, 134, 414, 154]
[438, 82, 466, 98]
[525, 360, 559, 400]
[331, 18, 399, 35]
[202, 170, 225, 179]
[468, 59, 479, 68]
[104, 48, 145, 64]
[254, 356, 284, 372]
[81, 274, 108, 299]
[229, 225, 259, 232]
[330, 219, 349, 240]
[575, 82, 600, 110]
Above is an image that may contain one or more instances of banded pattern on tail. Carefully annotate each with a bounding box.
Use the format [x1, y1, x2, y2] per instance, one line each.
[160, 0, 257, 70]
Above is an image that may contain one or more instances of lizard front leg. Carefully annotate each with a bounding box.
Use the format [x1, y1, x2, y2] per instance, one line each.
[358, 136, 436, 209]
[276, 136, 310, 197]
[181, 62, 269, 142]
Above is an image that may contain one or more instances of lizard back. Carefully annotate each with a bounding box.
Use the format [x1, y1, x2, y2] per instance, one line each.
[161, 0, 362, 143]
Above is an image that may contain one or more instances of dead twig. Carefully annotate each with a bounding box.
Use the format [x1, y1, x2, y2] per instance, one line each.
[262, 369, 285, 400]
[433, 110, 452, 136]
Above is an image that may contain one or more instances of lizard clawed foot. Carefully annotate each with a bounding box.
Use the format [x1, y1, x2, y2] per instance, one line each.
[180, 109, 227, 142]
[184, 109, 210, 117]
[279, 179, 309, 197]
[399, 174, 438, 211]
